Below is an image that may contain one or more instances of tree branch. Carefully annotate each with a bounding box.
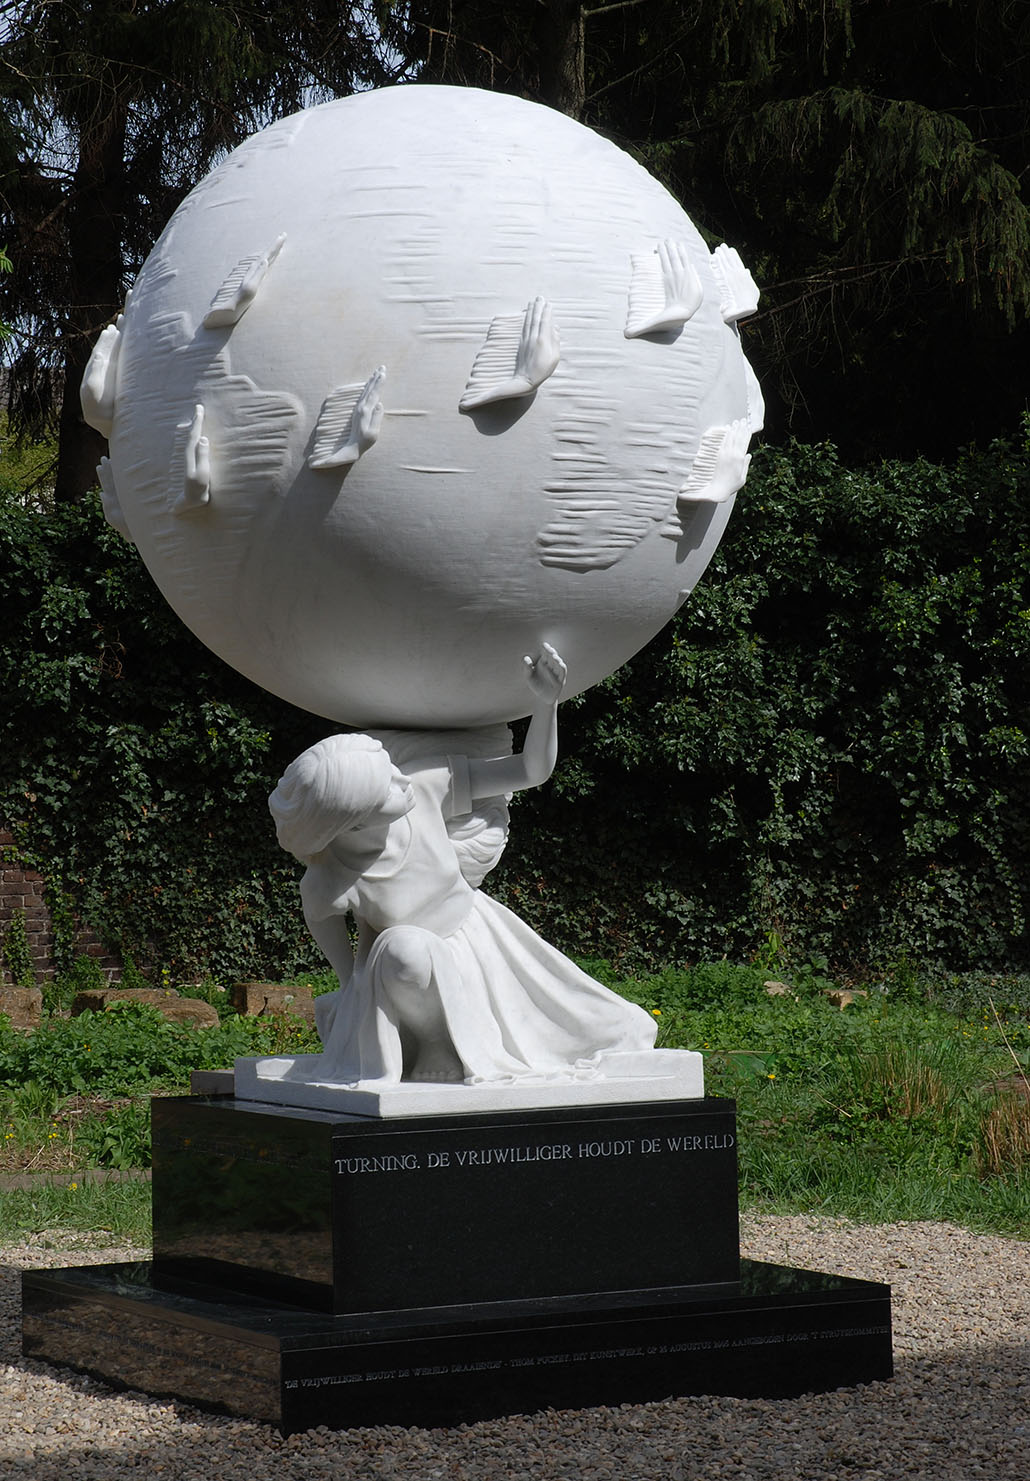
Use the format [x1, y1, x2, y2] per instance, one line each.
[583, 0, 650, 17]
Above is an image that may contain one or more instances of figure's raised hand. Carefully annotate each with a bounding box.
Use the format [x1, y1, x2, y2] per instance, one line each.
[469, 645, 566, 799]
[523, 642, 567, 705]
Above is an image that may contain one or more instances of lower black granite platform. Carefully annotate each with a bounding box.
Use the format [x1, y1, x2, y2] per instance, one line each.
[21, 1094, 893, 1429]
[22, 1258, 893, 1433]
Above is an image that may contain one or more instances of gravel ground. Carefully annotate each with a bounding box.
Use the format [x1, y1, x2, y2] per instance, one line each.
[1, 1216, 1026, 1480]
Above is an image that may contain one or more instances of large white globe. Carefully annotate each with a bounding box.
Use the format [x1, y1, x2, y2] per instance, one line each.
[92, 86, 761, 728]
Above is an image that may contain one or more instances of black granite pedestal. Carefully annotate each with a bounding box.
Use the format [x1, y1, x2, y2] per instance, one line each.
[21, 1095, 893, 1431]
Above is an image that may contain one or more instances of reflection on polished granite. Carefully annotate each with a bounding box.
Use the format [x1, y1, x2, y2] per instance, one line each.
[23, 1095, 893, 1432]
[150, 1096, 742, 1314]
[23, 1256, 893, 1432]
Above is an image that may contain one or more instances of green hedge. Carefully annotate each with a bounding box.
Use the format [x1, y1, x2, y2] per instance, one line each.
[0, 492, 324, 979]
[2, 426, 1028, 977]
[499, 429, 1030, 971]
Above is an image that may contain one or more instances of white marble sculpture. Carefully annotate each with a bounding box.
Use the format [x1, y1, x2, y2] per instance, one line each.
[264, 645, 658, 1080]
[80, 85, 763, 1112]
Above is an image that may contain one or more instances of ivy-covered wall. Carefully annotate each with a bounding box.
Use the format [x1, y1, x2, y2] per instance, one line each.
[2, 427, 1028, 979]
[0, 829, 119, 985]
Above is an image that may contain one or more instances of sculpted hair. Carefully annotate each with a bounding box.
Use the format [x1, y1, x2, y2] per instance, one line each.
[269, 733, 395, 860]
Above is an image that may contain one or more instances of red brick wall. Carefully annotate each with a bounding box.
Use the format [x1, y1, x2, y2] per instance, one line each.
[0, 829, 122, 985]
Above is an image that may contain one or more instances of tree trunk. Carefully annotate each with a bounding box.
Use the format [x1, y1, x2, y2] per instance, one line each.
[536, 1, 586, 119]
[54, 88, 127, 503]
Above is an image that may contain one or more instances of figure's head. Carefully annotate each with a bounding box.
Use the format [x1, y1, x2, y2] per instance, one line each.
[269, 733, 411, 859]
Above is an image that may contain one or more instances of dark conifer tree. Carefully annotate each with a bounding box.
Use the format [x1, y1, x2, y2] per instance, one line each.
[0, 0, 406, 498]
[403, 0, 1030, 455]
[3, 0, 1028, 480]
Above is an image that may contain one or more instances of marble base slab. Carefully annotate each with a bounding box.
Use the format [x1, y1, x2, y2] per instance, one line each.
[234, 1048, 704, 1117]
[22, 1258, 893, 1433]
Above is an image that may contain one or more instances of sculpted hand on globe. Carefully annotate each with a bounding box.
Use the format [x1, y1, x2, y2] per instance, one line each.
[656, 239, 703, 326]
[330, 365, 386, 467]
[353, 365, 386, 455]
[236, 237, 284, 316]
[460, 296, 560, 410]
[80, 317, 123, 437]
[678, 418, 751, 507]
[512, 297, 560, 394]
[180, 404, 211, 508]
[627, 240, 704, 338]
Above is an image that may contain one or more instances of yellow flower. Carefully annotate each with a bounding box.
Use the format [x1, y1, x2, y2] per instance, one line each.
[67, 1182, 78, 1190]
[651, 1009, 662, 1017]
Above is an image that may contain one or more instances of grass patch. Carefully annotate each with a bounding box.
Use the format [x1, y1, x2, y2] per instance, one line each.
[1, 955, 1028, 1242]
[0, 1176, 152, 1244]
[0, 979, 324, 1246]
[610, 958, 1030, 1238]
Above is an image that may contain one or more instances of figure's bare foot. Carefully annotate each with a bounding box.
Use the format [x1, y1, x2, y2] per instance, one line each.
[409, 1047, 464, 1084]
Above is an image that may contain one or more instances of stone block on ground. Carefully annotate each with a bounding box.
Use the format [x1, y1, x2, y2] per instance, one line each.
[824, 988, 869, 1011]
[763, 980, 797, 999]
[230, 982, 316, 1025]
[71, 987, 219, 1029]
[0, 986, 43, 1029]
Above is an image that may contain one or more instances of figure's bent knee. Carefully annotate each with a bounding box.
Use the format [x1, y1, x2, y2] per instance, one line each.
[374, 926, 435, 989]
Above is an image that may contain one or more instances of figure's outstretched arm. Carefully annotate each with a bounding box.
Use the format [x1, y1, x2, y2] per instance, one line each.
[468, 644, 567, 800]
